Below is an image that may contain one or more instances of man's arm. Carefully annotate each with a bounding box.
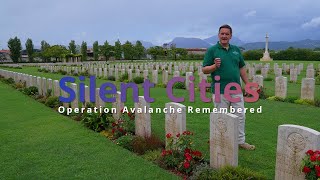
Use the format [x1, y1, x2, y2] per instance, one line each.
[202, 64, 217, 74]
[240, 67, 249, 84]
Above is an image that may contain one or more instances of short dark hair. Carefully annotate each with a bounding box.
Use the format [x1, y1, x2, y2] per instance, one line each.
[219, 24, 232, 34]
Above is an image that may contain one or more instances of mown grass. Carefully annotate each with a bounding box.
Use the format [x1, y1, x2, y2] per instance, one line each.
[0, 82, 178, 179]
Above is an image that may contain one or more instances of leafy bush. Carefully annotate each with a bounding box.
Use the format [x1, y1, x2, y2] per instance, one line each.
[3, 78, 15, 84]
[267, 96, 284, 102]
[81, 112, 113, 132]
[284, 96, 299, 103]
[142, 150, 161, 163]
[58, 70, 67, 75]
[256, 70, 261, 74]
[14, 81, 26, 89]
[301, 149, 320, 180]
[131, 135, 165, 155]
[182, 72, 186, 76]
[115, 135, 134, 151]
[156, 83, 167, 88]
[22, 86, 39, 96]
[79, 70, 89, 77]
[264, 77, 273, 81]
[132, 76, 144, 84]
[111, 111, 135, 139]
[173, 81, 186, 89]
[119, 73, 128, 82]
[46, 89, 52, 98]
[107, 75, 116, 81]
[190, 163, 213, 180]
[212, 166, 266, 180]
[294, 99, 315, 106]
[45, 96, 62, 108]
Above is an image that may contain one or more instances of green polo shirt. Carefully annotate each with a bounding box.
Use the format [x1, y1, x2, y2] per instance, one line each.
[202, 42, 245, 94]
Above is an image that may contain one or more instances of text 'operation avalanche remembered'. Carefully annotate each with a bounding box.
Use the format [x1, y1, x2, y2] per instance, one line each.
[58, 75, 260, 103]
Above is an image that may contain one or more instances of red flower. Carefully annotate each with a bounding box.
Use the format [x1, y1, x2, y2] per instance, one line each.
[161, 150, 167, 157]
[303, 166, 311, 174]
[306, 150, 314, 156]
[176, 133, 180, 138]
[168, 150, 173, 155]
[186, 131, 191, 135]
[192, 150, 202, 157]
[166, 133, 172, 138]
[318, 156, 320, 161]
[185, 153, 192, 161]
[310, 155, 317, 162]
[315, 165, 320, 172]
[183, 161, 190, 169]
[257, 89, 261, 93]
[128, 112, 132, 117]
[184, 148, 191, 154]
[317, 171, 320, 177]
[112, 122, 116, 127]
[120, 108, 124, 113]
[315, 150, 320, 154]
[112, 129, 115, 134]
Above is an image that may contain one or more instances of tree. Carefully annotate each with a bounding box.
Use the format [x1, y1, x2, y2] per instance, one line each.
[134, 40, 145, 59]
[40, 40, 50, 62]
[81, 41, 87, 61]
[68, 40, 76, 54]
[93, 41, 99, 61]
[25, 38, 34, 62]
[100, 40, 113, 61]
[114, 40, 122, 60]
[147, 46, 164, 60]
[122, 41, 134, 60]
[7, 36, 22, 63]
[43, 45, 68, 62]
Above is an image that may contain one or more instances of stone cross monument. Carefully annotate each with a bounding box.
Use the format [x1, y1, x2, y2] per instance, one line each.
[260, 33, 273, 61]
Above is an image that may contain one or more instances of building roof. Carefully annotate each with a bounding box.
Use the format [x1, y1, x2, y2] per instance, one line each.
[0, 50, 10, 53]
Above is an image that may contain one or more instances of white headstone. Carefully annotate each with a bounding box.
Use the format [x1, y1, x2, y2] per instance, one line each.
[134, 96, 151, 138]
[301, 78, 315, 101]
[275, 76, 287, 99]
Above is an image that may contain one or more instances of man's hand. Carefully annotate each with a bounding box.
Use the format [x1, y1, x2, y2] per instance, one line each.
[214, 58, 221, 68]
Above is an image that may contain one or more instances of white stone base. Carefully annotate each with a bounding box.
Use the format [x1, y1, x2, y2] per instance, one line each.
[260, 52, 273, 61]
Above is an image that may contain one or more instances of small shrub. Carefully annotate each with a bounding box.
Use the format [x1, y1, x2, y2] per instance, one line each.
[119, 73, 129, 82]
[284, 96, 299, 103]
[267, 96, 284, 102]
[264, 77, 273, 81]
[142, 150, 161, 163]
[45, 96, 62, 108]
[81, 112, 113, 132]
[314, 99, 320, 107]
[46, 89, 52, 98]
[4, 78, 15, 84]
[190, 163, 213, 180]
[256, 70, 261, 74]
[182, 72, 186, 76]
[14, 81, 26, 89]
[115, 135, 134, 151]
[173, 81, 186, 89]
[132, 76, 144, 84]
[22, 86, 38, 96]
[107, 75, 116, 81]
[131, 135, 165, 155]
[210, 166, 267, 180]
[294, 99, 315, 106]
[156, 83, 167, 88]
[79, 70, 89, 77]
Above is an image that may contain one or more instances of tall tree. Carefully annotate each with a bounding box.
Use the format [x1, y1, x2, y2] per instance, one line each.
[100, 40, 113, 61]
[40, 40, 50, 62]
[122, 41, 134, 60]
[68, 40, 76, 54]
[25, 38, 34, 62]
[147, 46, 164, 60]
[114, 40, 122, 60]
[43, 45, 68, 62]
[134, 40, 145, 59]
[81, 41, 87, 61]
[93, 41, 99, 61]
[7, 36, 22, 63]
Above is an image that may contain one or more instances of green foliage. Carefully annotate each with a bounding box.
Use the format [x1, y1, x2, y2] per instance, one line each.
[264, 77, 273, 81]
[123, 41, 134, 60]
[284, 96, 299, 103]
[42, 45, 69, 60]
[45, 96, 62, 108]
[14, 81, 26, 89]
[142, 150, 162, 163]
[119, 73, 128, 82]
[134, 40, 145, 59]
[3, 78, 15, 84]
[81, 112, 112, 132]
[93, 41, 99, 61]
[173, 81, 186, 89]
[242, 49, 264, 60]
[68, 40, 77, 54]
[7, 36, 22, 63]
[147, 46, 164, 60]
[189, 163, 213, 180]
[111, 111, 135, 139]
[81, 41, 87, 61]
[100, 40, 114, 61]
[40, 40, 51, 62]
[132, 76, 144, 84]
[131, 135, 165, 155]
[46, 89, 52, 98]
[314, 99, 320, 107]
[22, 86, 38, 96]
[114, 40, 122, 60]
[266, 96, 284, 102]
[115, 135, 134, 151]
[294, 99, 315, 106]
[107, 75, 116, 81]
[25, 38, 34, 62]
[79, 70, 90, 77]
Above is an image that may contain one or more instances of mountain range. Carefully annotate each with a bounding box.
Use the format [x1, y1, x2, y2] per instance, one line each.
[141, 36, 320, 50]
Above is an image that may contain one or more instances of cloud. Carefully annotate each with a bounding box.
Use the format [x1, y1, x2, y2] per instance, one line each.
[302, 17, 320, 28]
[244, 10, 256, 18]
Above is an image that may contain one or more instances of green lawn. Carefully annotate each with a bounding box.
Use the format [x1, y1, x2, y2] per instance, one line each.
[1, 60, 320, 179]
[0, 82, 178, 179]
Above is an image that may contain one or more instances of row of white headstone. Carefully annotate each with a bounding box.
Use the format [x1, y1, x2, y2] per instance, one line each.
[0, 68, 319, 179]
[252, 75, 316, 100]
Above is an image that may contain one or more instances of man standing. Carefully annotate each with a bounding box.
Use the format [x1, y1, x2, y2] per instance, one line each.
[202, 24, 255, 150]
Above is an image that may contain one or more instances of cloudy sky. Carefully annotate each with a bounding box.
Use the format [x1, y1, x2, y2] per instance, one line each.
[1, 0, 320, 49]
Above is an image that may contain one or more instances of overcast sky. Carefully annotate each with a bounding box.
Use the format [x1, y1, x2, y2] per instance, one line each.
[1, 0, 320, 49]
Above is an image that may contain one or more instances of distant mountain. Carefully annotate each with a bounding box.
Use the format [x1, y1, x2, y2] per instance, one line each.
[168, 37, 211, 48]
[242, 39, 320, 50]
[203, 35, 245, 46]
